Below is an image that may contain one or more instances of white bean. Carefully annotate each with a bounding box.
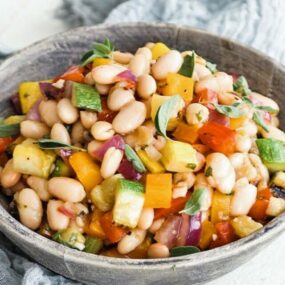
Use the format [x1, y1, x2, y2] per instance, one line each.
[1, 159, 21, 188]
[151, 50, 183, 80]
[149, 218, 165, 234]
[266, 197, 285, 216]
[136, 74, 157, 99]
[138, 208, 154, 230]
[71, 121, 85, 144]
[48, 177, 86, 202]
[80, 111, 98, 129]
[117, 229, 146, 254]
[15, 188, 43, 230]
[195, 75, 219, 94]
[194, 173, 213, 211]
[91, 121, 114, 141]
[194, 63, 211, 80]
[186, 103, 209, 125]
[174, 172, 196, 189]
[251, 92, 279, 114]
[20, 120, 49, 139]
[235, 134, 252, 153]
[84, 72, 95, 85]
[129, 54, 149, 77]
[95, 83, 111, 95]
[107, 87, 135, 111]
[27, 176, 51, 202]
[50, 123, 71, 144]
[238, 120, 258, 137]
[172, 184, 188, 199]
[39, 100, 61, 127]
[193, 152, 206, 172]
[47, 200, 70, 231]
[230, 178, 257, 216]
[260, 125, 285, 142]
[135, 47, 152, 62]
[112, 101, 146, 134]
[113, 51, 134, 64]
[248, 153, 269, 183]
[218, 91, 239, 105]
[92, 64, 126, 84]
[57, 98, 79, 125]
[147, 243, 170, 258]
[87, 140, 103, 159]
[215, 72, 233, 92]
[100, 147, 123, 178]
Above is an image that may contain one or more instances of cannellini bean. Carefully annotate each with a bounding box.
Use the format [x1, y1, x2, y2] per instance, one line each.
[57, 98, 79, 124]
[195, 75, 219, 94]
[138, 208, 154, 230]
[129, 54, 149, 77]
[112, 101, 146, 134]
[95, 83, 111, 95]
[71, 121, 85, 144]
[137, 74, 157, 99]
[48, 177, 86, 202]
[92, 64, 126, 84]
[235, 134, 252, 153]
[152, 50, 183, 80]
[117, 229, 146, 254]
[145, 42, 155, 49]
[251, 92, 279, 114]
[87, 140, 103, 159]
[15, 188, 43, 230]
[143, 98, 152, 119]
[266, 197, 285, 216]
[113, 51, 134, 64]
[50, 123, 71, 144]
[80, 111, 98, 129]
[174, 172, 196, 189]
[20, 120, 49, 139]
[47, 200, 70, 231]
[149, 218, 165, 234]
[248, 153, 269, 183]
[270, 116, 279, 128]
[91, 121, 114, 141]
[215, 72, 233, 92]
[193, 152, 206, 172]
[147, 243, 170, 258]
[1, 159, 21, 188]
[218, 92, 239, 105]
[230, 178, 257, 216]
[194, 63, 211, 80]
[194, 173, 213, 211]
[125, 126, 155, 148]
[136, 47, 152, 62]
[153, 135, 166, 151]
[238, 120, 258, 137]
[100, 147, 123, 178]
[84, 72, 95, 85]
[186, 103, 209, 125]
[39, 100, 61, 127]
[27, 176, 51, 202]
[172, 184, 188, 199]
[205, 153, 235, 194]
[260, 125, 285, 142]
[107, 87, 135, 111]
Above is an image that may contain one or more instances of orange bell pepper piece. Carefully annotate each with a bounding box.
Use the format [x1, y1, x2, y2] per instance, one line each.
[144, 173, 172, 208]
[193, 89, 218, 107]
[100, 211, 127, 243]
[69, 152, 102, 192]
[198, 122, 236, 155]
[58, 65, 85, 83]
[154, 192, 191, 220]
[0, 137, 13, 154]
[198, 220, 216, 250]
[84, 210, 106, 239]
[192, 144, 210, 154]
[173, 122, 200, 144]
[249, 188, 272, 221]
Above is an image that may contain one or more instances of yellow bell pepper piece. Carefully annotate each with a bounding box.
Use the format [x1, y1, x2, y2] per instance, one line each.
[92, 58, 113, 68]
[136, 149, 165, 173]
[144, 173, 172, 208]
[231, 216, 263, 238]
[19, 82, 43, 113]
[198, 220, 216, 250]
[84, 210, 106, 239]
[4, 115, 25, 125]
[160, 139, 197, 172]
[161, 73, 194, 103]
[69, 152, 102, 192]
[211, 191, 231, 224]
[151, 42, 170, 60]
[230, 116, 247, 130]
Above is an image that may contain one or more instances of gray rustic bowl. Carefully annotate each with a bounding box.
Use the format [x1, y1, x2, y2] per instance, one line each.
[0, 23, 285, 285]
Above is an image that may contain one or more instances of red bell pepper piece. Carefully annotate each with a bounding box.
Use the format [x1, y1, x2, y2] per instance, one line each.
[58, 65, 85, 83]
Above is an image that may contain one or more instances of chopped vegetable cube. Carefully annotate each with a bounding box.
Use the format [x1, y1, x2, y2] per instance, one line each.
[173, 122, 200, 144]
[136, 149, 165, 173]
[198, 220, 216, 250]
[231, 216, 263, 238]
[151, 42, 170, 60]
[211, 191, 231, 224]
[85, 210, 106, 240]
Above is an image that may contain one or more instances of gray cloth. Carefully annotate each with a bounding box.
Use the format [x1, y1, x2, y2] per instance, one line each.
[1, 0, 285, 284]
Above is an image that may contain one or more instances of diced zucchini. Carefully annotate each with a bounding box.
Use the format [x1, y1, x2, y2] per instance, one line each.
[72, 82, 101, 111]
[13, 139, 56, 178]
[84, 236, 103, 254]
[271, 171, 285, 189]
[266, 197, 285, 217]
[53, 228, 85, 250]
[113, 179, 145, 228]
[51, 157, 73, 177]
[231, 216, 263, 238]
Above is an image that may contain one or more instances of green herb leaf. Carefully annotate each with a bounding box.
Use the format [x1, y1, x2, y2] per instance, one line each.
[233, 76, 251, 97]
[205, 166, 212, 177]
[154, 95, 181, 137]
[179, 188, 206, 215]
[81, 38, 114, 66]
[206, 61, 217, 74]
[125, 144, 146, 173]
[170, 246, 200, 257]
[0, 122, 20, 137]
[255, 105, 278, 114]
[241, 96, 253, 106]
[84, 236, 103, 254]
[179, 53, 195, 77]
[36, 139, 86, 151]
[253, 111, 269, 132]
[211, 103, 244, 118]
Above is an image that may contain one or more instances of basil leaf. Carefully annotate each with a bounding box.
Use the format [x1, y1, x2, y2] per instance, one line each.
[211, 103, 244, 118]
[0, 120, 20, 137]
[241, 96, 253, 106]
[233, 76, 251, 97]
[125, 144, 146, 173]
[255, 105, 278, 114]
[36, 139, 86, 151]
[154, 95, 181, 137]
[179, 188, 206, 215]
[253, 111, 269, 132]
[179, 53, 195, 77]
[206, 61, 217, 74]
[170, 246, 200, 257]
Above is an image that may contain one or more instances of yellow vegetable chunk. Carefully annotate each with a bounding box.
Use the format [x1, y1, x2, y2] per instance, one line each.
[211, 191, 231, 224]
[136, 149, 165, 173]
[231, 216, 263, 238]
[4, 115, 25, 125]
[19, 82, 43, 113]
[144, 173, 172, 208]
[13, 140, 56, 178]
[92, 58, 113, 68]
[198, 220, 216, 250]
[160, 139, 197, 172]
[151, 42, 170, 60]
[161, 73, 194, 103]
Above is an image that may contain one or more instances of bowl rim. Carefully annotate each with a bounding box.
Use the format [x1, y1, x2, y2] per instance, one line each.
[1, 22, 285, 270]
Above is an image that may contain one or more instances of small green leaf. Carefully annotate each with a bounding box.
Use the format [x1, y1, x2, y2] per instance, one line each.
[212, 103, 244, 118]
[170, 246, 200, 257]
[253, 111, 269, 132]
[233, 76, 251, 97]
[125, 144, 146, 173]
[154, 95, 181, 138]
[205, 166, 212, 177]
[36, 139, 86, 151]
[206, 61, 217, 74]
[255, 105, 278, 114]
[241, 96, 253, 106]
[179, 53, 195, 77]
[0, 122, 20, 137]
[179, 188, 206, 216]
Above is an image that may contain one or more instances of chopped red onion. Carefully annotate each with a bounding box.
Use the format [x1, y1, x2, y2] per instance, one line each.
[176, 214, 189, 246]
[114, 70, 137, 89]
[185, 212, 202, 246]
[10, 93, 22, 114]
[64, 80, 73, 98]
[39, 82, 62, 99]
[118, 158, 142, 181]
[26, 99, 42, 121]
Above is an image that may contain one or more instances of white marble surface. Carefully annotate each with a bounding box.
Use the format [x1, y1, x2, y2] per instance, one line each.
[0, 0, 285, 284]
